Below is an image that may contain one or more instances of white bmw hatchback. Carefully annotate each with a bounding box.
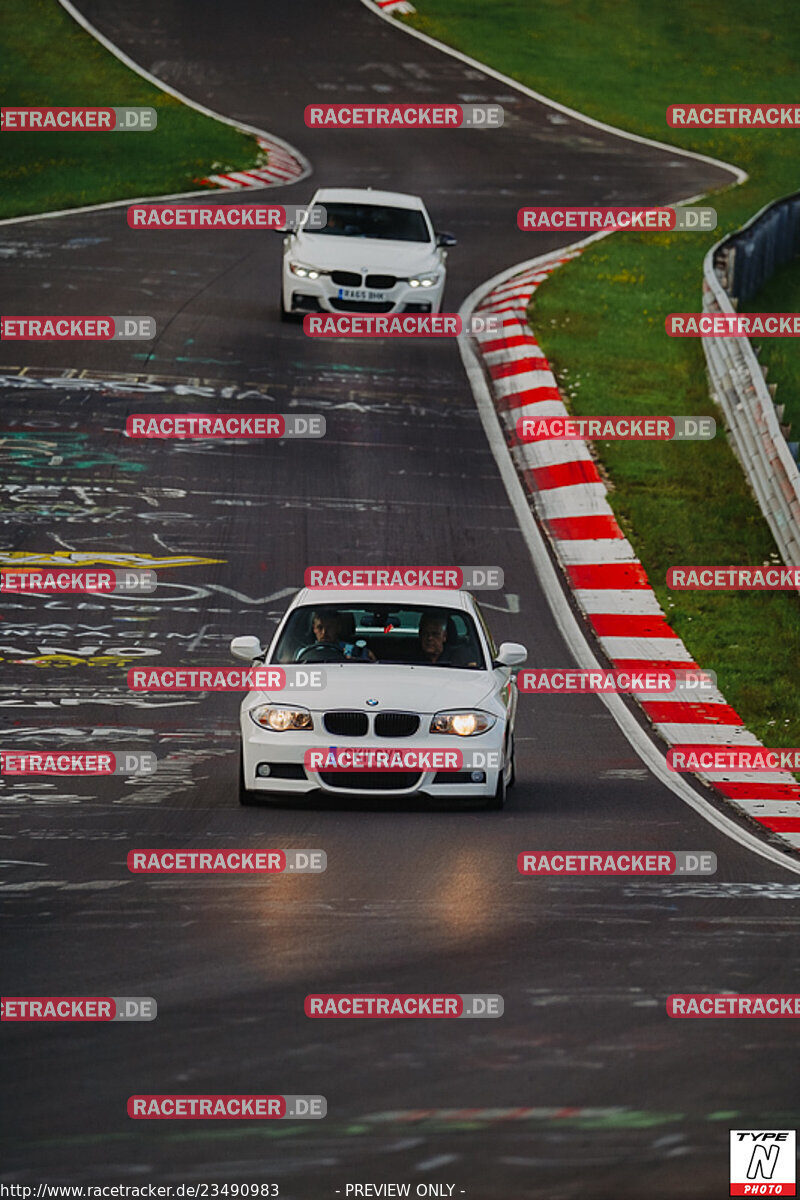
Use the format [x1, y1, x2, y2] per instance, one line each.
[231, 588, 526, 809]
[281, 188, 455, 319]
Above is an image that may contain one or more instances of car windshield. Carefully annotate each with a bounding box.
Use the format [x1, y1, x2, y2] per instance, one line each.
[271, 604, 486, 669]
[310, 202, 430, 243]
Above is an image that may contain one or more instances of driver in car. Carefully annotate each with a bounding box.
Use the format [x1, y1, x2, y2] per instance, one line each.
[296, 609, 375, 661]
[311, 609, 342, 646]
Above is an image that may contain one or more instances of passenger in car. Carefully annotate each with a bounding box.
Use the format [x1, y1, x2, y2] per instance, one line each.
[416, 613, 477, 667]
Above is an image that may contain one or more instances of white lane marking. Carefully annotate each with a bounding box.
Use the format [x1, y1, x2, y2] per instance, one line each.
[415, 1155, 459, 1172]
[457, 258, 800, 877]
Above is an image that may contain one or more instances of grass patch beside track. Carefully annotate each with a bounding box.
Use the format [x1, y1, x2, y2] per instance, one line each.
[740, 259, 800, 439]
[1, 0, 264, 219]
[406, 0, 800, 744]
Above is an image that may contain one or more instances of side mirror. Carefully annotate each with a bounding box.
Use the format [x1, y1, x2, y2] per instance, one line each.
[494, 642, 527, 669]
[230, 635, 264, 662]
[435, 231, 458, 247]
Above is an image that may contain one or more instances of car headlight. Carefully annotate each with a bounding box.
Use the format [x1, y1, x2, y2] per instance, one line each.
[408, 274, 439, 288]
[289, 261, 324, 280]
[429, 710, 496, 736]
[249, 705, 313, 731]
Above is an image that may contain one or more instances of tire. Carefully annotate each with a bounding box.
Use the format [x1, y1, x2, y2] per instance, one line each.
[507, 733, 517, 789]
[279, 289, 292, 322]
[238, 747, 260, 806]
[484, 764, 506, 811]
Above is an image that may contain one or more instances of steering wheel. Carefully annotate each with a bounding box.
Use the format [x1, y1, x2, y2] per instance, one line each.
[296, 640, 347, 663]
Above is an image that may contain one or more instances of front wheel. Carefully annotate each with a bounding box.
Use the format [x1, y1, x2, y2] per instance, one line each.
[238, 747, 260, 806]
[484, 765, 506, 811]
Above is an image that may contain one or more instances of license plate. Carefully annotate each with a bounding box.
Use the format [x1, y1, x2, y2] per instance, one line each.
[337, 287, 386, 301]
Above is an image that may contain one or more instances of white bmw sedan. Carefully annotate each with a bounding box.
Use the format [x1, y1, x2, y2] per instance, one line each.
[280, 188, 455, 319]
[231, 588, 526, 809]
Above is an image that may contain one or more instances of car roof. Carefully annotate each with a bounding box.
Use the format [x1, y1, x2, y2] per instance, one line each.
[292, 588, 475, 610]
[310, 187, 426, 210]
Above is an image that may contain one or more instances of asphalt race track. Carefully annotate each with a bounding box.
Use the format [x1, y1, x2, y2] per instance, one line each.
[2, 3, 799, 1197]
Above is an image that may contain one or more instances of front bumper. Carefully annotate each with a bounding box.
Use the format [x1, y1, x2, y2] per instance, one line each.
[240, 715, 504, 799]
[283, 267, 445, 316]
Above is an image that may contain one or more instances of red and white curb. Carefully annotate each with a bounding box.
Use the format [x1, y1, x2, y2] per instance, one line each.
[200, 134, 306, 191]
[469, 248, 800, 853]
[371, 0, 416, 14]
[365, 1106, 634, 1126]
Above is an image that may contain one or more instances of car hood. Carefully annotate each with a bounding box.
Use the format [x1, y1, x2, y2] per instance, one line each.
[291, 233, 439, 275]
[248, 663, 496, 713]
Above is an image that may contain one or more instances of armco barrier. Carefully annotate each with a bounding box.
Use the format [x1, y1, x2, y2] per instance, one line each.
[702, 191, 800, 564]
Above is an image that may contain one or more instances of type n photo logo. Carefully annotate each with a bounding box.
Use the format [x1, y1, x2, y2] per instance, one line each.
[730, 1130, 796, 1195]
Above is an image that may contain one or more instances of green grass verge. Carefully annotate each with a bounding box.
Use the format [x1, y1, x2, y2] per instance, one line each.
[406, 0, 800, 744]
[1, 0, 264, 218]
[740, 256, 800, 439]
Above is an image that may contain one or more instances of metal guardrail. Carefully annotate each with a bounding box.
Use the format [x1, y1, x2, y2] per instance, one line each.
[702, 190, 800, 565]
